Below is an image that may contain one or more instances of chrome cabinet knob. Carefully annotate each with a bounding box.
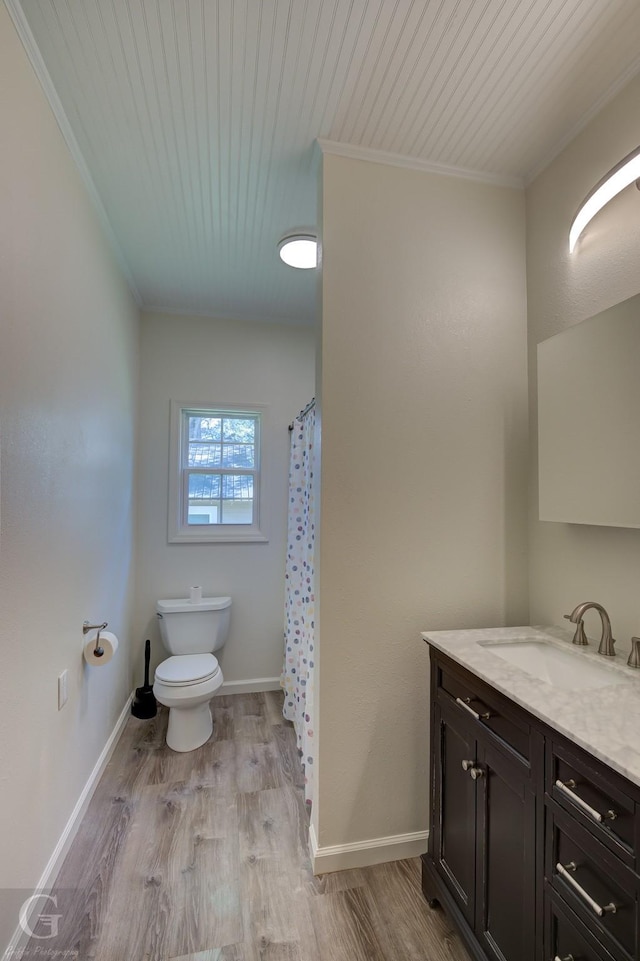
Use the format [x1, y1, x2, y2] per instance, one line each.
[461, 759, 484, 778]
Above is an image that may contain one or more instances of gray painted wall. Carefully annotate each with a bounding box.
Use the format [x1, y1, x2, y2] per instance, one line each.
[526, 71, 640, 656]
[134, 311, 315, 686]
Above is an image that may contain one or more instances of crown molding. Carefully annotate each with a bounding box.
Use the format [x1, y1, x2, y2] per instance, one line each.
[524, 55, 640, 186]
[4, 0, 142, 306]
[316, 138, 523, 190]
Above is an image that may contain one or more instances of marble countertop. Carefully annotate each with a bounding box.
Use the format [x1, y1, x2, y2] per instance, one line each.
[421, 625, 640, 788]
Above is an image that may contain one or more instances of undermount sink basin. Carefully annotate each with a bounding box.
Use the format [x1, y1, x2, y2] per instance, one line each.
[481, 639, 626, 691]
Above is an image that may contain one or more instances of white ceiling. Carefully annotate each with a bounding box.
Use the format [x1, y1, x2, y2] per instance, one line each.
[9, 0, 640, 325]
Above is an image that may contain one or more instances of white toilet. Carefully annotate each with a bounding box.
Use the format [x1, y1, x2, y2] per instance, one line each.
[153, 595, 231, 752]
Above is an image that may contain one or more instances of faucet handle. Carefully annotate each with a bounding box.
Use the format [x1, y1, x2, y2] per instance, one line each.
[628, 637, 640, 669]
[564, 614, 588, 646]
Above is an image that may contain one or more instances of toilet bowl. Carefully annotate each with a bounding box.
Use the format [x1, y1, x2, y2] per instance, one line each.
[153, 596, 231, 752]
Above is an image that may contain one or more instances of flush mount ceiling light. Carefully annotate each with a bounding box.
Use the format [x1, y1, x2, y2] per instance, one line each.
[569, 145, 640, 253]
[278, 232, 318, 269]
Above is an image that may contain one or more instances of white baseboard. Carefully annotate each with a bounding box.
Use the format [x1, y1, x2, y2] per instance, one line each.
[308, 822, 429, 874]
[1, 692, 132, 961]
[219, 676, 282, 695]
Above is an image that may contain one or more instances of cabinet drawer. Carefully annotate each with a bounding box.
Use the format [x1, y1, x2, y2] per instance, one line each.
[546, 885, 617, 961]
[547, 809, 638, 960]
[437, 662, 531, 763]
[548, 738, 637, 866]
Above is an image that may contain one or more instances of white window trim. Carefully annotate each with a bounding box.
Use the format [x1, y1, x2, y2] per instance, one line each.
[168, 400, 269, 544]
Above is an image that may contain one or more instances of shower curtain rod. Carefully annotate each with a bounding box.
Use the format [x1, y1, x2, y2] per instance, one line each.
[288, 398, 315, 431]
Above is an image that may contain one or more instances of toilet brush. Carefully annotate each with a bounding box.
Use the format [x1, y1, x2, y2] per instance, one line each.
[131, 639, 157, 719]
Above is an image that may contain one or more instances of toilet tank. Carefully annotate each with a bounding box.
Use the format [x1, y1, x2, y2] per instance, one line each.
[156, 596, 231, 655]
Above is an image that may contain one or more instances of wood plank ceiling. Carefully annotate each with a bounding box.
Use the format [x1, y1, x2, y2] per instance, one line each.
[12, 0, 640, 324]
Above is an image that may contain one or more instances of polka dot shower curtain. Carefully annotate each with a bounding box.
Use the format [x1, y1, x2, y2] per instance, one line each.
[281, 401, 316, 808]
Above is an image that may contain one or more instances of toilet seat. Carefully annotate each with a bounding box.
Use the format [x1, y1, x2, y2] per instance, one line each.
[155, 653, 220, 687]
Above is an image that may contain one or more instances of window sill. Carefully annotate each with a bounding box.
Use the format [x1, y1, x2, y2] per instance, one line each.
[168, 528, 269, 544]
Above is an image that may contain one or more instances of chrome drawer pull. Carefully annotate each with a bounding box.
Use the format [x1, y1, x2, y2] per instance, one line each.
[455, 696, 492, 721]
[555, 778, 617, 823]
[554, 955, 575, 960]
[556, 861, 617, 917]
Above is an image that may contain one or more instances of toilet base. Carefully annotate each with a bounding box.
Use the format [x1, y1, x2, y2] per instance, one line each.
[153, 660, 223, 752]
[166, 701, 213, 752]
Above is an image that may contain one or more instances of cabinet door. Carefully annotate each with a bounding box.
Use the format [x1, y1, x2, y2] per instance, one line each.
[431, 698, 477, 925]
[475, 740, 536, 961]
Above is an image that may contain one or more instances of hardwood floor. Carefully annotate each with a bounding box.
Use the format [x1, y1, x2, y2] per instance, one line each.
[30, 692, 470, 961]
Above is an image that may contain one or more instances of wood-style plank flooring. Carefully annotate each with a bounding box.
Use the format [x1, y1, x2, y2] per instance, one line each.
[32, 691, 470, 960]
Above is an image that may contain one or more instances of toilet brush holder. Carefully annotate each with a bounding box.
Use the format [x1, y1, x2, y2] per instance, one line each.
[131, 639, 157, 719]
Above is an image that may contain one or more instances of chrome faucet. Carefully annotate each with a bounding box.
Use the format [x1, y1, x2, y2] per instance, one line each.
[564, 602, 616, 657]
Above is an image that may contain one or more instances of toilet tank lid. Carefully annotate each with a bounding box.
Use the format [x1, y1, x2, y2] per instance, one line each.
[157, 596, 232, 614]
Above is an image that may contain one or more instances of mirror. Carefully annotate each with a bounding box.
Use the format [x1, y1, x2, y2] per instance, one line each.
[537, 293, 640, 527]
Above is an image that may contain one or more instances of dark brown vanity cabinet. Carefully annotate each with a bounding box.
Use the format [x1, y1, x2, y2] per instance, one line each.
[422, 646, 640, 961]
[425, 653, 538, 961]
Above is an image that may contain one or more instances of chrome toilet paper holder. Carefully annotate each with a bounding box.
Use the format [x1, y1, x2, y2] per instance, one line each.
[83, 620, 109, 657]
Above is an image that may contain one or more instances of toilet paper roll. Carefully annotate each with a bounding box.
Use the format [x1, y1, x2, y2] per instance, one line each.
[190, 585, 202, 604]
[83, 631, 119, 666]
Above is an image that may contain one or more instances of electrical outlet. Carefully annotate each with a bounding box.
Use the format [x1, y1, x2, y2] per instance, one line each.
[58, 670, 68, 710]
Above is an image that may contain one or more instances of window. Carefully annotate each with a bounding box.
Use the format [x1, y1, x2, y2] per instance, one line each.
[168, 402, 268, 543]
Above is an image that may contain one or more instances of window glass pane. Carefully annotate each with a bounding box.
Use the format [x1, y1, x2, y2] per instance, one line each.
[189, 416, 221, 441]
[222, 500, 253, 524]
[222, 417, 256, 443]
[221, 474, 254, 524]
[188, 442, 221, 467]
[188, 473, 221, 525]
[189, 474, 221, 499]
[222, 475, 253, 499]
[221, 443, 255, 468]
[188, 505, 220, 525]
